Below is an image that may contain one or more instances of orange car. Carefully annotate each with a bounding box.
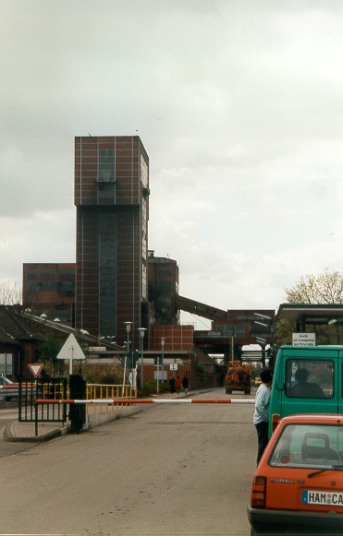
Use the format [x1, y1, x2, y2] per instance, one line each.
[248, 414, 343, 535]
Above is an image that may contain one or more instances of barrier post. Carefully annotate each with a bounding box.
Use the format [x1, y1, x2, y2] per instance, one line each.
[35, 401, 38, 437]
[69, 374, 86, 433]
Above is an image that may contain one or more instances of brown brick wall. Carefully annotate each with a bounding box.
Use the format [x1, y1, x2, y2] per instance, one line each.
[151, 324, 194, 352]
[22, 263, 75, 322]
[75, 136, 148, 207]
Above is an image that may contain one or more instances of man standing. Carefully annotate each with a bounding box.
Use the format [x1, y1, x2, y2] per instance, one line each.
[253, 369, 273, 465]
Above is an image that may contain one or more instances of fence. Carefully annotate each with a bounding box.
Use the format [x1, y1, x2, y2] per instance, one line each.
[19, 377, 68, 424]
[18, 378, 137, 424]
[86, 384, 137, 415]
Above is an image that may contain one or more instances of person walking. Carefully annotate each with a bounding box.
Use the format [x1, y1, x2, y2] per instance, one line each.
[175, 375, 182, 393]
[253, 368, 273, 465]
[182, 375, 189, 394]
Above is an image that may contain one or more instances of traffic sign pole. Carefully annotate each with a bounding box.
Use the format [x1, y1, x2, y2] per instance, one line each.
[69, 345, 73, 375]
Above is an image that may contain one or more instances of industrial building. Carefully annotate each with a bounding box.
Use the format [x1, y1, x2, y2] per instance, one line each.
[18, 135, 277, 383]
[74, 136, 149, 349]
[22, 263, 75, 323]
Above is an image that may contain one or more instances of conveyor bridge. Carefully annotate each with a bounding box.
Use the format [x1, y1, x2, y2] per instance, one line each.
[176, 295, 227, 321]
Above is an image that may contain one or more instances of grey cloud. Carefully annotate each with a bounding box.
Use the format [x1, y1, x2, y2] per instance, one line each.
[1, 0, 343, 320]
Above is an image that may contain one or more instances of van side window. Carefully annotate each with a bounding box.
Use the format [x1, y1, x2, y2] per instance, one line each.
[285, 359, 334, 399]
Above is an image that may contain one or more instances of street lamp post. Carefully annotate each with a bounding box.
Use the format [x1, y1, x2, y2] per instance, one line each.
[161, 337, 165, 384]
[138, 327, 147, 390]
[123, 321, 132, 396]
[228, 326, 236, 363]
[156, 356, 160, 394]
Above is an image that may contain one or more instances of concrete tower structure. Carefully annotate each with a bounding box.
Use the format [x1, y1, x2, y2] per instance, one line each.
[74, 136, 149, 347]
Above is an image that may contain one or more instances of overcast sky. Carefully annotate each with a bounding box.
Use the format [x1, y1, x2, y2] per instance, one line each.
[1, 0, 343, 328]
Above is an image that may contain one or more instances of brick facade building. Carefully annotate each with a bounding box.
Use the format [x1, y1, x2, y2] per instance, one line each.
[74, 136, 149, 347]
[22, 263, 75, 323]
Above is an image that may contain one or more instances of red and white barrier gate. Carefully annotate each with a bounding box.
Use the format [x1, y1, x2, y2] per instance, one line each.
[36, 398, 254, 405]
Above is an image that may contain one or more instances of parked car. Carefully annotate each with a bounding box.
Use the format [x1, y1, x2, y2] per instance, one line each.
[248, 414, 343, 535]
[0, 376, 37, 401]
[0, 376, 20, 400]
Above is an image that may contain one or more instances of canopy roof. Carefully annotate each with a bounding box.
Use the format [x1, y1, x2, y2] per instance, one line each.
[276, 303, 343, 330]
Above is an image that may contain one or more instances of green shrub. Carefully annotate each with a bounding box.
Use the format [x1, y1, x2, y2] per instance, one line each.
[138, 380, 170, 396]
[81, 364, 124, 384]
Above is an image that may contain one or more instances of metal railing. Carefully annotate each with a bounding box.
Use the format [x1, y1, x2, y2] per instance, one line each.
[86, 384, 137, 414]
[18, 379, 137, 429]
[19, 378, 68, 423]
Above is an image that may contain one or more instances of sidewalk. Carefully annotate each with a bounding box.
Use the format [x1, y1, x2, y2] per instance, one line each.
[4, 403, 141, 442]
[3, 389, 207, 442]
[4, 420, 69, 442]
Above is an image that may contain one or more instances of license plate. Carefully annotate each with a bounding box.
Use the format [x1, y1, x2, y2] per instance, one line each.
[302, 490, 343, 506]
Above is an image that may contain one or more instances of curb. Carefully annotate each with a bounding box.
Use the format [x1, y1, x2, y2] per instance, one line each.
[4, 422, 70, 443]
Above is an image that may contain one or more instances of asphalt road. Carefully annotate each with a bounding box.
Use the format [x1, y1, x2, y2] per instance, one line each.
[0, 388, 256, 536]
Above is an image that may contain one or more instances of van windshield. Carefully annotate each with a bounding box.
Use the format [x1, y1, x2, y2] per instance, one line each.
[285, 359, 334, 399]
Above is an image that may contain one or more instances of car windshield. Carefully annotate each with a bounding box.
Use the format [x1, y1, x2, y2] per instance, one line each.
[269, 423, 343, 468]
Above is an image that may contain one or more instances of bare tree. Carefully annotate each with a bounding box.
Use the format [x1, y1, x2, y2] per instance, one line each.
[0, 282, 22, 305]
[285, 270, 343, 304]
[275, 270, 343, 346]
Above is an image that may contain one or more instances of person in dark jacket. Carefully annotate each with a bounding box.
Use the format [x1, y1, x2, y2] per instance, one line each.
[182, 375, 189, 394]
[290, 368, 325, 398]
